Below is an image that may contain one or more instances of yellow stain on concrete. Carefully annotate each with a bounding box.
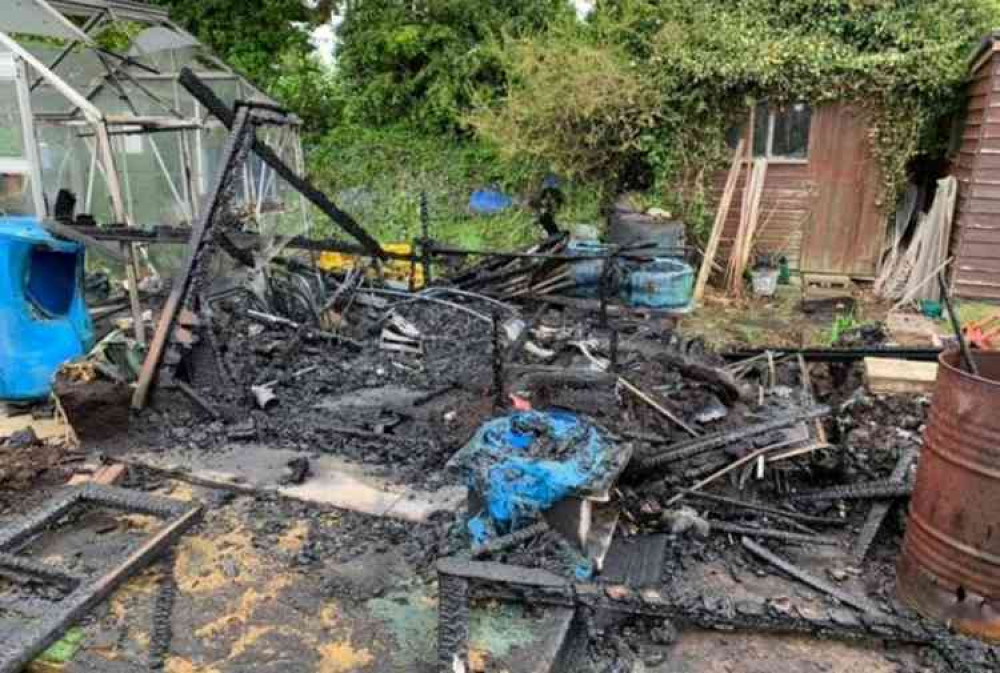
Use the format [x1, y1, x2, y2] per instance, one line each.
[195, 574, 293, 639]
[468, 650, 488, 673]
[159, 482, 197, 502]
[277, 520, 309, 554]
[320, 603, 340, 630]
[118, 513, 160, 533]
[166, 657, 222, 673]
[227, 625, 300, 660]
[317, 641, 373, 672]
[174, 520, 262, 595]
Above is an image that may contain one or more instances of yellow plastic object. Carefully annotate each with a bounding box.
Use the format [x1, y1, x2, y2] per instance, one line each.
[318, 243, 424, 288]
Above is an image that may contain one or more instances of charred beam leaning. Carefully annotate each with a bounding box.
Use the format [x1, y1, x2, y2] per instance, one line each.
[178, 68, 384, 259]
[684, 491, 846, 527]
[132, 105, 257, 410]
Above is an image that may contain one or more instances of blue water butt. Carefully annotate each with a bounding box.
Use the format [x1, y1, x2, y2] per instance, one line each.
[624, 257, 695, 310]
[0, 217, 94, 401]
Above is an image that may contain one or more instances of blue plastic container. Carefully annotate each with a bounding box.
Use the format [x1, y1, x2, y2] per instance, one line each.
[624, 257, 695, 309]
[0, 217, 93, 401]
[567, 239, 610, 297]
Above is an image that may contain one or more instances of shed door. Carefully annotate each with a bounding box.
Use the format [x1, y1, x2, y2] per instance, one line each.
[799, 103, 884, 277]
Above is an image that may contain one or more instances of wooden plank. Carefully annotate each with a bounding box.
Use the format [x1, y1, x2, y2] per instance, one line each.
[68, 464, 127, 486]
[726, 158, 767, 294]
[0, 414, 72, 443]
[694, 140, 744, 303]
[865, 358, 939, 395]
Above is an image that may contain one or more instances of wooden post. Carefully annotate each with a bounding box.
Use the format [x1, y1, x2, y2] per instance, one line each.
[95, 123, 146, 345]
[694, 139, 745, 304]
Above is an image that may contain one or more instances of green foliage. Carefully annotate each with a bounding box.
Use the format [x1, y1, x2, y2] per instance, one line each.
[467, 36, 660, 184]
[151, 0, 317, 82]
[94, 21, 145, 51]
[307, 123, 600, 248]
[150, 0, 346, 133]
[476, 0, 996, 233]
[827, 310, 861, 346]
[333, 0, 573, 131]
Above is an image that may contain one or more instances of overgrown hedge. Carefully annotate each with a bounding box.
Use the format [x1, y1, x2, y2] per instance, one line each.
[471, 0, 997, 234]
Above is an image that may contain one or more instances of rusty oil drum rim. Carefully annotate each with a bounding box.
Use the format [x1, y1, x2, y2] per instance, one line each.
[924, 350, 1000, 478]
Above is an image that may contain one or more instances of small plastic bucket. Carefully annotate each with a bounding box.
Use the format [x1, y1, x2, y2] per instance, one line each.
[751, 268, 779, 297]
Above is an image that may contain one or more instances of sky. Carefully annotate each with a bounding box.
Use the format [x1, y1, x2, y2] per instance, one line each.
[310, 0, 595, 66]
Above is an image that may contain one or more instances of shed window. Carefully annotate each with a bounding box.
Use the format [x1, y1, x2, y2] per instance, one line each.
[770, 103, 811, 159]
[730, 102, 812, 160]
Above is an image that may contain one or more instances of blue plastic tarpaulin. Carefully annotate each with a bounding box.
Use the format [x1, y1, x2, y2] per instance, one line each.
[454, 410, 614, 544]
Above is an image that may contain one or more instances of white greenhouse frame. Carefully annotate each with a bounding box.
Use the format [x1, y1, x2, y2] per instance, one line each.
[0, 0, 309, 232]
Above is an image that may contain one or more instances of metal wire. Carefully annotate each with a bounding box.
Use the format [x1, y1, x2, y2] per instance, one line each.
[363, 288, 494, 324]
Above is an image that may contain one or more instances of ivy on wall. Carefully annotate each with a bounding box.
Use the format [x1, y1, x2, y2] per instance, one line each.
[473, 0, 997, 231]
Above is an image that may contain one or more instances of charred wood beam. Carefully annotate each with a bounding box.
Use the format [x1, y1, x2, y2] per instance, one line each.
[632, 406, 830, 472]
[178, 68, 384, 259]
[722, 347, 942, 363]
[707, 521, 840, 546]
[131, 106, 255, 410]
[651, 351, 746, 403]
[40, 218, 126, 263]
[791, 479, 915, 503]
[741, 537, 883, 615]
[470, 521, 551, 559]
[436, 557, 996, 673]
[0, 486, 201, 673]
[68, 224, 411, 260]
[852, 448, 919, 563]
[684, 491, 846, 527]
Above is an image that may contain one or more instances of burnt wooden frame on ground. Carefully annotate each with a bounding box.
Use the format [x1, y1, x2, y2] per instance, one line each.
[0, 484, 201, 673]
[434, 557, 988, 673]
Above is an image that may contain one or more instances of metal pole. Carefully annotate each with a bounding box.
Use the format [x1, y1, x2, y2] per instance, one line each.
[938, 273, 979, 376]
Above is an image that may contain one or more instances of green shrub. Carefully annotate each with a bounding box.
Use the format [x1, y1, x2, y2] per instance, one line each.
[466, 36, 660, 186]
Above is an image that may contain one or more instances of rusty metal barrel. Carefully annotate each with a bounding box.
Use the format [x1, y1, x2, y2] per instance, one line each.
[898, 349, 1000, 640]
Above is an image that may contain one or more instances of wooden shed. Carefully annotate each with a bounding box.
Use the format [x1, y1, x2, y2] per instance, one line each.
[712, 101, 885, 279]
[951, 32, 1000, 301]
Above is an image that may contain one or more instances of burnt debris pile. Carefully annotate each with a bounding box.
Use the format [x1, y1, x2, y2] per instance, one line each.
[31, 71, 997, 673]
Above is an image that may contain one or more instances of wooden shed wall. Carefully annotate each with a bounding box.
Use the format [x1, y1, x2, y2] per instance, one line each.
[709, 102, 882, 277]
[953, 49, 1000, 301]
[710, 162, 810, 270]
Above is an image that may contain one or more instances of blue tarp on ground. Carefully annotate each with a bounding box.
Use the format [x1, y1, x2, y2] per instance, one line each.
[454, 411, 614, 551]
[0, 217, 93, 400]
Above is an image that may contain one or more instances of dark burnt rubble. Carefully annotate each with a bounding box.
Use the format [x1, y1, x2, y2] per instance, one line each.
[37, 72, 999, 673]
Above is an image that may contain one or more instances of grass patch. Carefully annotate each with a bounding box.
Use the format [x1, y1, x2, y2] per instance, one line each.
[305, 124, 603, 251]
